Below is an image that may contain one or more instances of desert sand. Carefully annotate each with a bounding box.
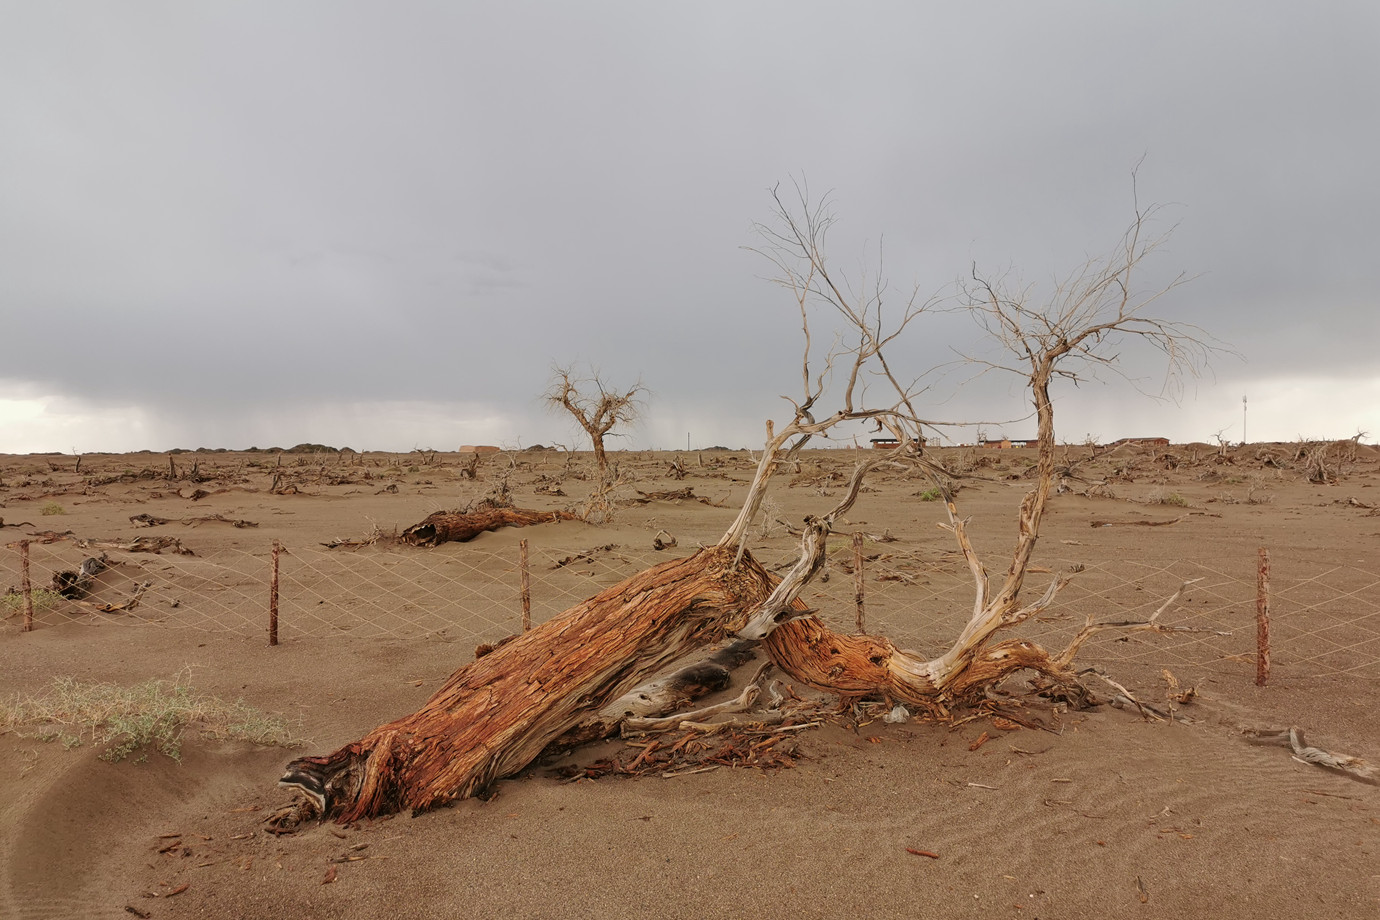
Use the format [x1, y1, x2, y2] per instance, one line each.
[2, 442, 1378, 919]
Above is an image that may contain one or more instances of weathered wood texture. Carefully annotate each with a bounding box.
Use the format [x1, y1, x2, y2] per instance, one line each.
[550, 639, 759, 750]
[400, 508, 578, 546]
[763, 615, 1071, 716]
[280, 547, 777, 822]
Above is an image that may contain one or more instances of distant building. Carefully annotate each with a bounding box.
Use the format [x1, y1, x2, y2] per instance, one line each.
[978, 437, 1013, 449]
[869, 437, 925, 450]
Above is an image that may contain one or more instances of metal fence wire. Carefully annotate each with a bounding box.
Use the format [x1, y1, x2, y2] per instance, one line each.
[4, 537, 1379, 681]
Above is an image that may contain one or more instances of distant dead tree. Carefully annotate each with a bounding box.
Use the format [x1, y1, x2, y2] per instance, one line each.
[275, 176, 1216, 826]
[544, 364, 647, 520]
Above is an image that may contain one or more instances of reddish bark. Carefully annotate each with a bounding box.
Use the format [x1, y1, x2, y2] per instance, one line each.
[401, 508, 578, 546]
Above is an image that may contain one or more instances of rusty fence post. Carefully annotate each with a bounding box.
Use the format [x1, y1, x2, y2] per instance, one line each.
[1256, 547, 1270, 686]
[853, 531, 866, 634]
[520, 539, 532, 632]
[20, 539, 34, 632]
[269, 539, 281, 646]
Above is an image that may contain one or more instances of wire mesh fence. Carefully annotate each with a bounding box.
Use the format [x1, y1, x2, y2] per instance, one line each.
[4, 535, 1379, 682]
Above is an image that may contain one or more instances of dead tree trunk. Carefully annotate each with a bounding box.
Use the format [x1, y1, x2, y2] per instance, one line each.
[549, 639, 759, 750]
[279, 548, 778, 823]
[401, 508, 578, 546]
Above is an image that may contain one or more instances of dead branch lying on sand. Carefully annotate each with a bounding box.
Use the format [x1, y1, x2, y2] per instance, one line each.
[130, 512, 258, 528]
[78, 535, 194, 555]
[19, 533, 196, 555]
[1244, 727, 1378, 785]
[400, 507, 579, 547]
[625, 487, 723, 507]
[1089, 516, 1185, 528]
[67, 581, 151, 614]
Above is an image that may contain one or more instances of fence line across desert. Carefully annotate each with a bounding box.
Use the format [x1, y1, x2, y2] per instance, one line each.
[5, 535, 1379, 682]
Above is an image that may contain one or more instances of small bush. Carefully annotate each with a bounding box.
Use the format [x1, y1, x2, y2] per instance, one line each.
[916, 488, 944, 502]
[0, 675, 300, 763]
[40, 502, 65, 516]
[2, 588, 65, 611]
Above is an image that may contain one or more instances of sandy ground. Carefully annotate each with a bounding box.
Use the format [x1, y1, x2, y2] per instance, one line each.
[2, 442, 1378, 919]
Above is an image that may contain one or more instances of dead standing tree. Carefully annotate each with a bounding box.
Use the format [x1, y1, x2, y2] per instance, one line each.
[544, 366, 647, 521]
[277, 180, 1213, 825]
[757, 185, 1213, 709]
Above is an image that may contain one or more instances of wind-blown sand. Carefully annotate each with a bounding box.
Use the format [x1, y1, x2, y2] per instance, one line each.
[2, 443, 1377, 919]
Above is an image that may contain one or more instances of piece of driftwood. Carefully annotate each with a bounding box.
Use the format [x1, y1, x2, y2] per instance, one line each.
[627, 487, 721, 507]
[71, 581, 151, 614]
[78, 536, 193, 555]
[1244, 727, 1378, 785]
[1090, 516, 1184, 528]
[130, 512, 257, 529]
[400, 508, 578, 546]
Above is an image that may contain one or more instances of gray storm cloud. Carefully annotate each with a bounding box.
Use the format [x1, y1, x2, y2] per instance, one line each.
[3, 2, 1377, 452]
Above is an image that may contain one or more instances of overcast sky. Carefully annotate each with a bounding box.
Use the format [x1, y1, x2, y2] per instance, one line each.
[3, 2, 1377, 453]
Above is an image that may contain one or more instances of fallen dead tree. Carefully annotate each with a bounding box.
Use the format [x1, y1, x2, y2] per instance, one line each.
[274, 178, 1217, 827]
[277, 547, 783, 822]
[400, 507, 579, 546]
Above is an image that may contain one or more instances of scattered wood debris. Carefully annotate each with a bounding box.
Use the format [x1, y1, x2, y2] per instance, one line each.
[66, 535, 194, 555]
[554, 724, 804, 781]
[625, 487, 722, 507]
[321, 524, 398, 549]
[131, 512, 257, 528]
[551, 544, 619, 568]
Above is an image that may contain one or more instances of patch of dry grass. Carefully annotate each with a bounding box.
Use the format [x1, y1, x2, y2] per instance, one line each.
[0, 673, 301, 762]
